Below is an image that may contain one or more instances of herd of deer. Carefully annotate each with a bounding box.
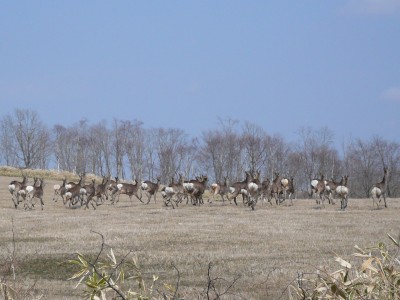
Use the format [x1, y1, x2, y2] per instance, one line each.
[7, 168, 389, 211]
[208, 171, 295, 210]
[7, 174, 160, 210]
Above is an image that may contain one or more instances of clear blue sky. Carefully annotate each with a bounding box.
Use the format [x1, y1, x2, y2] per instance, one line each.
[1, 1, 399, 145]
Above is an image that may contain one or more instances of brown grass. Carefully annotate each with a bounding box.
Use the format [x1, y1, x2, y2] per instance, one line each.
[1, 174, 399, 299]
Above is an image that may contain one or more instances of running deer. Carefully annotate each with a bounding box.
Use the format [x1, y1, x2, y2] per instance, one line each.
[260, 178, 271, 205]
[53, 178, 67, 203]
[336, 175, 349, 210]
[25, 177, 45, 210]
[247, 171, 261, 210]
[93, 176, 111, 205]
[370, 167, 388, 209]
[8, 175, 28, 208]
[210, 176, 229, 204]
[161, 175, 185, 208]
[82, 179, 97, 209]
[324, 177, 343, 205]
[229, 171, 252, 206]
[64, 175, 85, 207]
[311, 174, 326, 207]
[188, 175, 208, 206]
[141, 177, 161, 204]
[280, 177, 295, 206]
[110, 179, 143, 205]
[270, 172, 283, 205]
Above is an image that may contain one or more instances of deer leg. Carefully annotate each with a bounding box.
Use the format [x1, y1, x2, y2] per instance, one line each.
[136, 192, 145, 204]
[111, 191, 118, 205]
[143, 192, 150, 204]
[233, 195, 238, 206]
[11, 194, 18, 209]
[40, 197, 44, 210]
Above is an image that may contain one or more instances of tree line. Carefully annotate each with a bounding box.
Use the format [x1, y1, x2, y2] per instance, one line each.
[1, 109, 399, 198]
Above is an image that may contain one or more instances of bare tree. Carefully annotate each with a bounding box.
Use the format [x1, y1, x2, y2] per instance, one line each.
[124, 120, 145, 181]
[85, 122, 112, 176]
[346, 138, 378, 197]
[53, 124, 78, 172]
[242, 121, 268, 175]
[200, 119, 244, 184]
[111, 119, 129, 179]
[200, 130, 227, 184]
[154, 128, 188, 183]
[295, 127, 337, 194]
[0, 115, 19, 166]
[143, 128, 159, 181]
[0, 109, 51, 168]
[264, 134, 291, 179]
[370, 136, 400, 197]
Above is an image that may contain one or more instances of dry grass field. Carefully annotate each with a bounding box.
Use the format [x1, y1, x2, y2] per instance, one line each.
[1, 175, 399, 299]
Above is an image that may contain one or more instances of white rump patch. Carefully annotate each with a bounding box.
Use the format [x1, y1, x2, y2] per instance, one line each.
[141, 182, 148, 190]
[336, 186, 348, 195]
[183, 182, 194, 191]
[165, 187, 174, 195]
[65, 184, 72, 190]
[240, 189, 249, 196]
[311, 180, 318, 188]
[18, 190, 26, 195]
[26, 186, 34, 193]
[211, 183, 218, 188]
[8, 184, 15, 192]
[248, 182, 258, 192]
[54, 184, 60, 190]
[370, 187, 381, 197]
[117, 183, 123, 190]
[80, 188, 87, 194]
[65, 192, 72, 199]
[229, 187, 235, 194]
[281, 178, 289, 187]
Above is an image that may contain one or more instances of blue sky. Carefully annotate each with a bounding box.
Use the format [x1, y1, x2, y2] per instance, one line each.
[1, 1, 399, 145]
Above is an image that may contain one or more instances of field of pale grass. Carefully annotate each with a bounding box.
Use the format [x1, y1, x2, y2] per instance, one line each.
[0, 175, 399, 299]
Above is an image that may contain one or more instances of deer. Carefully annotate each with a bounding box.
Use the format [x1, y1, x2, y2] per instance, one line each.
[229, 171, 252, 206]
[280, 177, 295, 206]
[110, 179, 143, 205]
[310, 175, 327, 199]
[188, 175, 208, 206]
[64, 175, 85, 207]
[247, 171, 261, 210]
[25, 177, 45, 210]
[82, 179, 97, 209]
[53, 178, 67, 203]
[336, 175, 349, 210]
[311, 174, 326, 207]
[324, 177, 343, 205]
[8, 175, 28, 208]
[161, 175, 185, 209]
[141, 177, 161, 204]
[270, 172, 284, 205]
[106, 177, 119, 201]
[259, 178, 271, 205]
[65, 173, 85, 190]
[183, 175, 207, 205]
[370, 167, 388, 209]
[209, 176, 230, 204]
[93, 176, 111, 205]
